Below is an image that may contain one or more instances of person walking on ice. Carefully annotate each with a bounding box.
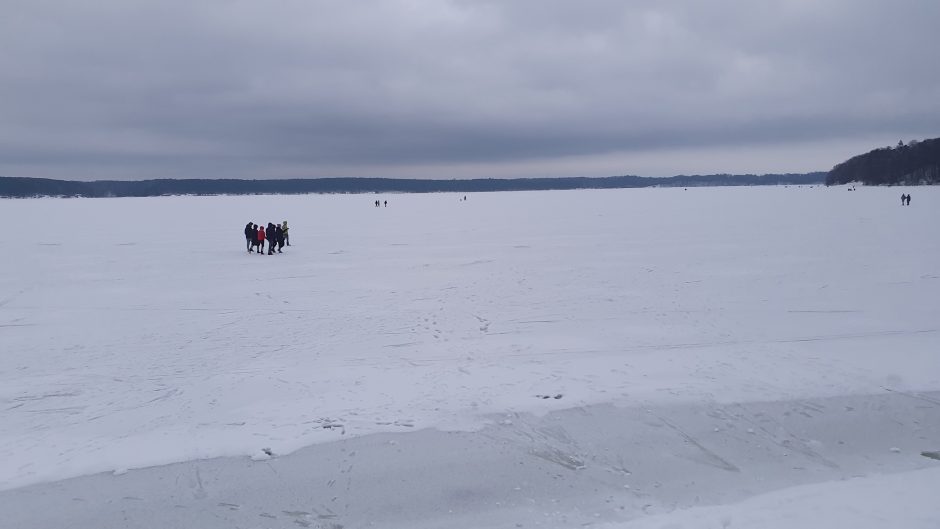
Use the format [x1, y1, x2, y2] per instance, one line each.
[265, 223, 277, 255]
[244, 221, 255, 252]
[275, 223, 284, 253]
[281, 221, 289, 246]
[256, 224, 265, 256]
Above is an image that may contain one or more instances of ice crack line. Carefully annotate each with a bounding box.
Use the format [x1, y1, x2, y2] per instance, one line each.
[648, 411, 740, 473]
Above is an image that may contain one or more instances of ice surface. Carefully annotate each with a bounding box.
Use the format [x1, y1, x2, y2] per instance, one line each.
[0, 186, 938, 527]
[2, 394, 938, 528]
[598, 466, 940, 529]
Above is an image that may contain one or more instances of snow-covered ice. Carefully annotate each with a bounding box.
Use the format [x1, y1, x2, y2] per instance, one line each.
[0, 186, 938, 527]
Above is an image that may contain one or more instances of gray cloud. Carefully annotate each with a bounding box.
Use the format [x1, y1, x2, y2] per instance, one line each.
[1, 0, 938, 180]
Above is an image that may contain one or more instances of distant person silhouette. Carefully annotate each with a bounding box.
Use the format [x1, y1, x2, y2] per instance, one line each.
[265, 223, 276, 255]
[282, 221, 289, 246]
[384, 200, 387, 207]
[907, 194, 912, 206]
[275, 223, 284, 253]
[244, 221, 255, 252]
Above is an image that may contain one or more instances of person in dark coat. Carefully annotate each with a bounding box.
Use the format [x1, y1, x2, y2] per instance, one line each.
[265, 223, 277, 255]
[275, 223, 284, 253]
[245, 222, 255, 252]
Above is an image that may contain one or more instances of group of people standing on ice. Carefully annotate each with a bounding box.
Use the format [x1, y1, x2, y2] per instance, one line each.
[244, 221, 289, 255]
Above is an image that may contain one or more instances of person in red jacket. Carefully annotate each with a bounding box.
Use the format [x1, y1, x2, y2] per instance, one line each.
[256, 225, 265, 255]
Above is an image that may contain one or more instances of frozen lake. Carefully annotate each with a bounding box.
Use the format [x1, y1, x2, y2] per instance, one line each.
[1, 186, 938, 527]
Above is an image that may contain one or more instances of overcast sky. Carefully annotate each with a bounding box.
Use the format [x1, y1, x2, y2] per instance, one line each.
[2, 0, 939, 180]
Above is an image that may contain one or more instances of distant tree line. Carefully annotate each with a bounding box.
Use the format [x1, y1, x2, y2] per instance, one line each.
[0, 173, 825, 198]
[827, 137, 940, 186]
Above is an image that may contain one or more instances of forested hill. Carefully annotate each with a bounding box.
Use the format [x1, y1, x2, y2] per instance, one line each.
[827, 137, 940, 186]
[0, 173, 824, 198]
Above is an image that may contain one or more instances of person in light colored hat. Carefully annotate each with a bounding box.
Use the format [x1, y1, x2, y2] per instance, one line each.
[281, 221, 289, 246]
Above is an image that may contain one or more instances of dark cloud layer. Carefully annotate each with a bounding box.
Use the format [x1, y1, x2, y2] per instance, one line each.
[2, 0, 939, 179]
